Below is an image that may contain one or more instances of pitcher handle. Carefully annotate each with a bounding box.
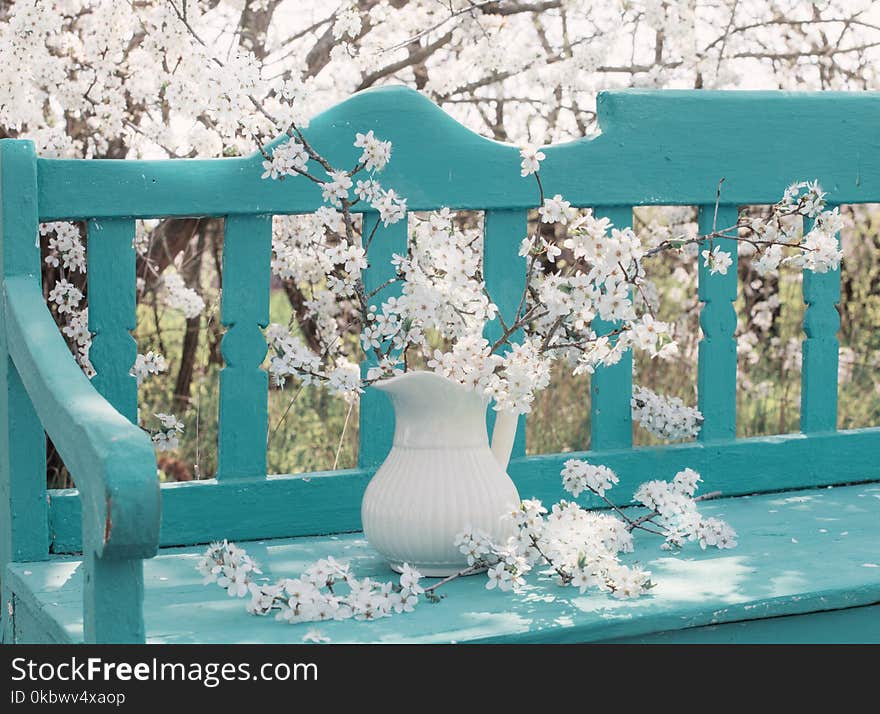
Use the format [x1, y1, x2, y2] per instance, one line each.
[490, 408, 518, 472]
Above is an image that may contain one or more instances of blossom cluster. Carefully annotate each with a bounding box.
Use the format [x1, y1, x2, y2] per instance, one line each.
[701, 244, 734, 275]
[743, 180, 844, 274]
[456, 460, 735, 600]
[61, 308, 94, 377]
[266, 322, 363, 402]
[455, 497, 650, 599]
[266, 132, 405, 226]
[354, 130, 392, 172]
[561, 461, 737, 551]
[634, 468, 738, 549]
[152, 412, 184, 451]
[131, 351, 167, 386]
[161, 271, 206, 320]
[42, 222, 86, 273]
[561, 459, 619, 497]
[631, 386, 704, 441]
[48, 278, 84, 316]
[197, 540, 425, 626]
[261, 139, 309, 180]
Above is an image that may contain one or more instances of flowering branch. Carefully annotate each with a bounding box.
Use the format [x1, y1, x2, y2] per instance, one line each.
[261, 123, 843, 430]
[198, 460, 736, 628]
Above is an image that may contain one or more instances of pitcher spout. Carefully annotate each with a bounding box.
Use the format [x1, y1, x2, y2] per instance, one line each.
[490, 409, 517, 472]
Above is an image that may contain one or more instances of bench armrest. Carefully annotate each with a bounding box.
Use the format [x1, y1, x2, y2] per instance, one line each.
[4, 276, 159, 559]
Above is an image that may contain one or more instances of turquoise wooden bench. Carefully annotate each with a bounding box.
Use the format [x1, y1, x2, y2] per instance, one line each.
[2, 87, 879, 644]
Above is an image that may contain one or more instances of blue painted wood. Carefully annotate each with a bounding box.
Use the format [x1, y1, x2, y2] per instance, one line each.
[217, 214, 272, 480]
[49, 469, 371, 553]
[0, 140, 48, 643]
[5, 580, 72, 643]
[801, 212, 841, 434]
[45, 425, 880, 553]
[358, 216, 407, 469]
[4, 276, 159, 560]
[87, 219, 138, 422]
[697, 205, 739, 441]
[2, 143, 150, 642]
[0, 363, 48, 643]
[11, 483, 880, 643]
[0, 364, 48, 558]
[606, 603, 880, 644]
[590, 207, 633, 450]
[34, 89, 880, 221]
[3, 274, 158, 642]
[0, 141, 42, 276]
[483, 209, 527, 458]
[83, 554, 145, 643]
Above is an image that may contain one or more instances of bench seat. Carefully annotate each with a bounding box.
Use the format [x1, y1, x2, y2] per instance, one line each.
[7, 482, 880, 644]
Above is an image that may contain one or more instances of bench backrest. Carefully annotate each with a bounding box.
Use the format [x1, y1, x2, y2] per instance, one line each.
[5, 86, 880, 555]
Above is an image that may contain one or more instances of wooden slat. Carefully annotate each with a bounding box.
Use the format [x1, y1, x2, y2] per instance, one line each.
[590, 206, 633, 451]
[697, 205, 739, 441]
[37, 89, 880, 221]
[85, 216, 149, 642]
[358, 215, 408, 469]
[50, 468, 371, 553]
[217, 214, 272, 480]
[0, 139, 48, 642]
[483, 209, 527, 459]
[801, 211, 841, 433]
[87, 219, 138, 422]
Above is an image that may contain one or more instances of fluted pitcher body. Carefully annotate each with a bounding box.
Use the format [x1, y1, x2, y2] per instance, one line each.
[361, 371, 521, 575]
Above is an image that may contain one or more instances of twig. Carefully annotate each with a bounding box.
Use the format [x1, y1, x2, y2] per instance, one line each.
[422, 564, 484, 594]
[332, 400, 354, 471]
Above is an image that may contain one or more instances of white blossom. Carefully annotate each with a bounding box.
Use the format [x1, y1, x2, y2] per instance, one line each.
[61, 308, 94, 377]
[561, 459, 619, 498]
[538, 194, 575, 224]
[262, 139, 309, 180]
[354, 130, 392, 172]
[161, 271, 205, 319]
[152, 412, 184, 451]
[321, 170, 353, 207]
[48, 279, 83, 315]
[372, 188, 407, 226]
[333, 5, 362, 40]
[41, 222, 85, 273]
[519, 144, 545, 176]
[131, 351, 167, 386]
[701, 245, 734, 275]
[398, 563, 424, 595]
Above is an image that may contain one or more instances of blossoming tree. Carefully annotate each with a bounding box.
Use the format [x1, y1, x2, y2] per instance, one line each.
[1, 0, 877, 477]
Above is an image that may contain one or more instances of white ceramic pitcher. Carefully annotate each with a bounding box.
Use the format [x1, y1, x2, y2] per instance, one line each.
[361, 371, 521, 576]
